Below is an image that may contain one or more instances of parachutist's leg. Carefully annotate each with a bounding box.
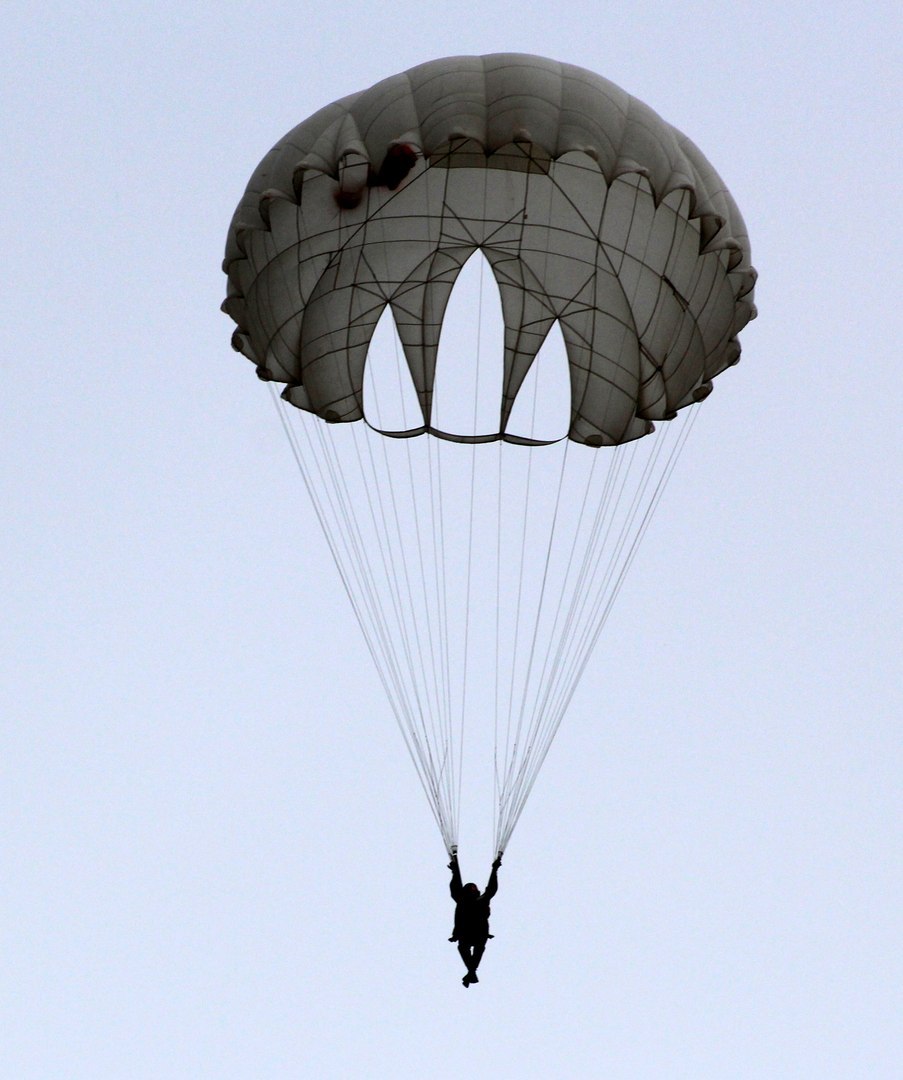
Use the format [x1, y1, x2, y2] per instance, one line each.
[470, 940, 485, 974]
[456, 940, 485, 983]
[457, 942, 472, 972]
[458, 943, 476, 987]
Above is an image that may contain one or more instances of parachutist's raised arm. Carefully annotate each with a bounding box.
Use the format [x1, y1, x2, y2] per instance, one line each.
[448, 851, 463, 901]
[484, 852, 502, 901]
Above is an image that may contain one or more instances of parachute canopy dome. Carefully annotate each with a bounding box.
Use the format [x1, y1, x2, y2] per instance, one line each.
[223, 54, 756, 445]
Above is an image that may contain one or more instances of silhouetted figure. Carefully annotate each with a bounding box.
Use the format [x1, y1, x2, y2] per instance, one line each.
[448, 851, 501, 987]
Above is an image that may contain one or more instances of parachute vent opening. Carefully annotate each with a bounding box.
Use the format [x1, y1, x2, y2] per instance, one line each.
[430, 251, 505, 439]
[362, 305, 423, 433]
[505, 321, 571, 444]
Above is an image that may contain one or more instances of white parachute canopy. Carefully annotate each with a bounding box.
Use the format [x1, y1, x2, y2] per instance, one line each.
[223, 54, 756, 857]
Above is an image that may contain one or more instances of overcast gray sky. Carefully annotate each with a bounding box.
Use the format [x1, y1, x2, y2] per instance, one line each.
[3, 2, 901, 1077]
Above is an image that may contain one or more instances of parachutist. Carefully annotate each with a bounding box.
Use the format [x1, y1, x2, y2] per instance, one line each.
[448, 852, 502, 986]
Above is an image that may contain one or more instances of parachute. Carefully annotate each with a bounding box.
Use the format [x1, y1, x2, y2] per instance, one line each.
[222, 54, 756, 858]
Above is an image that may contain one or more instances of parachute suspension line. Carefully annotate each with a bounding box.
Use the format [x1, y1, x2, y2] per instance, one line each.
[494, 434, 570, 838]
[272, 390, 405, 726]
[463, 252, 487, 842]
[372, 212, 458, 846]
[492, 168, 561, 853]
[353, 432, 422, 725]
[414, 341, 457, 844]
[393, 404, 453, 829]
[546, 420, 675, 727]
[316, 421, 450, 837]
[496, 173, 690, 851]
[266, 384, 373, 645]
[497, 436, 650, 846]
[267, 387, 454, 848]
[399, 434, 447, 790]
[350, 400, 425, 734]
[386, 438, 459, 845]
[527, 438, 654, 809]
[427, 417, 457, 845]
[352, 367, 455, 829]
[351, 421, 455, 843]
[530, 440, 625, 738]
[522, 184, 655, 735]
[419, 406, 455, 842]
[507, 444, 607, 834]
[437, 450, 458, 842]
[289, 392, 455, 847]
[499, 437, 535, 823]
[492, 435, 504, 847]
[533, 414, 697, 816]
[363, 220, 452, 833]
[494, 407, 699, 851]
[494, 438, 571, 853]
[499, 410, 699, 847]
[494, 376, 569, 848]
[560, 405, 700, 709]
[312, 425, 413, 717]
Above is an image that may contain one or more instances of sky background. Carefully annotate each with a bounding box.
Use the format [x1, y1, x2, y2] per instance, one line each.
[3, 2, 901, 1077]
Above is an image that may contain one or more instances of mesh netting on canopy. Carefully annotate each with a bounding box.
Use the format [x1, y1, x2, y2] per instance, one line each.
[223, 54, 756, 859]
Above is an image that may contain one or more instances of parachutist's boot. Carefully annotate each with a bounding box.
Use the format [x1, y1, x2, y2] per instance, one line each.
[462, 974, 471, 987]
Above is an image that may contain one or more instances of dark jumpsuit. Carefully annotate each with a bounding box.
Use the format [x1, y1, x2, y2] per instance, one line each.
[449, 857, 499, 977]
